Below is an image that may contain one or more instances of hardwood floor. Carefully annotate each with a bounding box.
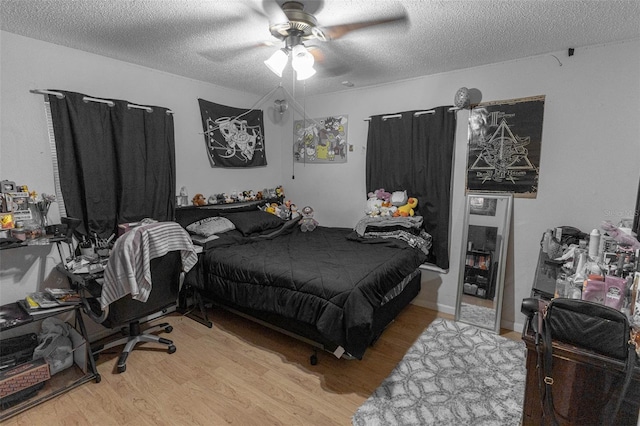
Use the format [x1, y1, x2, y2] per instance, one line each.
[4, 305, 521, 425]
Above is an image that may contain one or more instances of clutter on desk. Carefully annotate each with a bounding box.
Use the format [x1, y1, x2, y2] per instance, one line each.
[24, 292, 59, 309]
[0, 303, 34, 331]
[64, 255, 108, 274]
[44, 288, 81, 305]
[0, 180, 69, 249]
[540, 219, 640, 329]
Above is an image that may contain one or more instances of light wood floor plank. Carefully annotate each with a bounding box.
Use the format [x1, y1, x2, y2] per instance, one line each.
[2, 304, 520, 425]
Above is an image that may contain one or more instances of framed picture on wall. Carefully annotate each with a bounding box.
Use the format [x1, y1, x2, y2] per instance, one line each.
[293, 115, 348, 164]
[466, 95, 545, 198]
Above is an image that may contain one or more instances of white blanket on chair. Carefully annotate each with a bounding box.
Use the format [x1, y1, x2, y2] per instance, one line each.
[100, 222, 197, 309]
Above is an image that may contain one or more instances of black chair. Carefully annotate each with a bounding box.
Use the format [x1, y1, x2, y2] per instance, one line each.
[88, 250, 182, 373]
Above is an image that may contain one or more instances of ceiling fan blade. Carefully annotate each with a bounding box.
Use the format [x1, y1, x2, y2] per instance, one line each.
[261, 0, 289, 25]
[318, 11, 408, 41]
[306, 45, 352, 78]
[199, 41, 275, 63]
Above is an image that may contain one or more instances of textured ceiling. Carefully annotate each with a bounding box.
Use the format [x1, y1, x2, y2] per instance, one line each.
[1, 0, 639, 96]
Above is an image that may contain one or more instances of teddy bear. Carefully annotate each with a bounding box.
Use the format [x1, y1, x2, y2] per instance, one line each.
[192, 193, 206, 206]
[394, 197, 418, 217]
[365, 193, 381, 216]
[299, 206, 318, 232]
[373, 188, 391, 203]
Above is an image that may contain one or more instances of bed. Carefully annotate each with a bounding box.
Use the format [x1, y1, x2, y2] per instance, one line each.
[175, 201, 431, 361]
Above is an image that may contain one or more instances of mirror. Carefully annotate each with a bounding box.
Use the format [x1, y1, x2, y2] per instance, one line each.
[455, 193, 513, 333]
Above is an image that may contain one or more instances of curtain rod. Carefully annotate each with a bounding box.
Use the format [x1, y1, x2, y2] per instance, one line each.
[30, 89, 174, 115]
[363, 107, 460, 121]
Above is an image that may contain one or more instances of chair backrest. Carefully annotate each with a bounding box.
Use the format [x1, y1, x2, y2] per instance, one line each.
[104, 250, 182, 327]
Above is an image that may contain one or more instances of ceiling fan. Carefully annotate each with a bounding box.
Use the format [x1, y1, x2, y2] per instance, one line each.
[211, 0, 409, 81]
[262, 0, 408, 79]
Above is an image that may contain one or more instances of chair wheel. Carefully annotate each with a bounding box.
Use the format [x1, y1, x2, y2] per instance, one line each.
[310, 353, 318, 365]
[165, 325, 173, 333]
[168, 345, 176, 354]
[117, 364, 126, 373]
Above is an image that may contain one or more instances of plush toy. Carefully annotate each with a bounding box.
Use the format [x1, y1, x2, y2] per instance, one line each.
[192, 193, 206, 206]
[390, 190, 408, 206]
[373, 188, 391, 203]
[365, 193, 381, 216]
[394, 197, 418, 217]
[264, 203, 278, 214]
[380, 205, 397, 217]
[299, 206, 318, 232]
[243, 190, 256, 201]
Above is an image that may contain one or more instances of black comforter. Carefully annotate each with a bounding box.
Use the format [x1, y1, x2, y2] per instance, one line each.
[199, 225, 428, 359]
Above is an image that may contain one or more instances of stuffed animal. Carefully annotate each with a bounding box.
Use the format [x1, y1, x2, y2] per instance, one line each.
[192, 193, 206, 206]
[394, 197, 418, 217]
[373, 188, 391, 203]
[299, 206, 318, 232]
[365, 193, 381, 216]
[390, 190, 408, 206]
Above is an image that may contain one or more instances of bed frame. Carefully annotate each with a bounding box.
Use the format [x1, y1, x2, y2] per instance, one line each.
[175, 200, 422, 364]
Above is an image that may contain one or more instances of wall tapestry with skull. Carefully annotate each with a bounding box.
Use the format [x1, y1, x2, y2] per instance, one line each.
[198, 98, 266, 168]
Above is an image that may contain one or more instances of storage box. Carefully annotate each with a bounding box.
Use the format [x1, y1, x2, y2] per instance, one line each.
[0, 358, 50, 399]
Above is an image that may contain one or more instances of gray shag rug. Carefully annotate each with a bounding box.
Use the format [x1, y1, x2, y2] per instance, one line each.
[353, 318, 526, 426]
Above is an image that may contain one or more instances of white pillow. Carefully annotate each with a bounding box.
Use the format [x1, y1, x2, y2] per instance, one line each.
[186, 216, 235, 237]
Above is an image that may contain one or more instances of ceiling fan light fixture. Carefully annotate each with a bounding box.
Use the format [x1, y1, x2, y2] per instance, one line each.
[264, 49, 289, 77]
[291, 44, 314, 69]
[295, 65, 316, 81]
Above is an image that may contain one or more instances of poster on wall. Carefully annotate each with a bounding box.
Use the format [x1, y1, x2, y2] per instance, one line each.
[198, 98, 266, 168]
[466, 95, 545, 198]
[293, 115, 348, 163]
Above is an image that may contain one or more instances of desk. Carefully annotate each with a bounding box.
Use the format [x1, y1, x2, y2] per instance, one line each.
[521, 318, 640, 425]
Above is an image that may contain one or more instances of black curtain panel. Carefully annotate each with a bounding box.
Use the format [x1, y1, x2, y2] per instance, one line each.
[366, 106, 456, 270]
[48, 91, 176, 238]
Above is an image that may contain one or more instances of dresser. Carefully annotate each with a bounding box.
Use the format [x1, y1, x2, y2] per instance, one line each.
[521, 318, 640, 425]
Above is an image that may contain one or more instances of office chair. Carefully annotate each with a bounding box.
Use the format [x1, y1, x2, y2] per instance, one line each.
[88, 250, 182, 373]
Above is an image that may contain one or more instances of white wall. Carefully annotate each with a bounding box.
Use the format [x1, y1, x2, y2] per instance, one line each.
[2, 30, 639, 334]
[0, 31, 284, 304]
[280, 39, 640, 331]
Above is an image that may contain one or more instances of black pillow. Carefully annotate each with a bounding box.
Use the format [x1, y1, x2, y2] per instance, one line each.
[222, 210, 284, 236]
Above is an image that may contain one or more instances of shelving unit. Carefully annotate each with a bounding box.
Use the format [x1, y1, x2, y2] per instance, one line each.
[462, 249, 495, 299]
[0, 303, 100, 421]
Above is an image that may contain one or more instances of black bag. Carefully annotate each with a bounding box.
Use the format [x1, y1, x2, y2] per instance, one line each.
[0, 333, 43, 410]
[0, 333, 38, 371]
[535, 298, 637, 426]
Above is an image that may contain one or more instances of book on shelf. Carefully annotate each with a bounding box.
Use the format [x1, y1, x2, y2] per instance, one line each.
[44, 288, 82, 305]
[25, 292, 60, 309]
[17, 299, 74, 316]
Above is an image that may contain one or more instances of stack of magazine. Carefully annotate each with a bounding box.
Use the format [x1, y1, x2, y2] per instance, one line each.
[18, 288, 82, 316]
